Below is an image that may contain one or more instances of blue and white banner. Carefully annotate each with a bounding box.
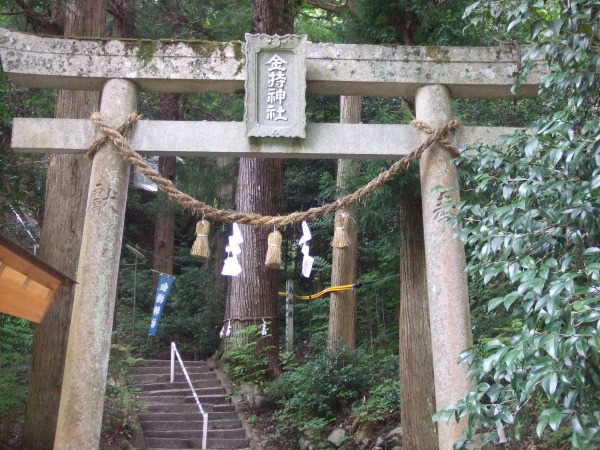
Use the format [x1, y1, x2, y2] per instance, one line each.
[148, 273, 175, 336]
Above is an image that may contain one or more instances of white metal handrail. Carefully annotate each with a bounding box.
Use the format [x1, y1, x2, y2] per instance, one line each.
[170, 342, 208, 450]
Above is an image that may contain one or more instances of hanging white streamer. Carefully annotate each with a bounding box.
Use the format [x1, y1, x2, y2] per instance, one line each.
[301, 244, 314, 278]
[298, 221, 314, 278]
[219, 324, 225, 338]
[298, 220, 312, 245]
[221, 224, 243, 276]
[226, 319, 232, 337]
[261, 318, 267, 336]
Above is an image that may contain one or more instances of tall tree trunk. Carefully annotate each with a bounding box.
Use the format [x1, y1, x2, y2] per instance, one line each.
[251, 0, 295, 34]
[152, 93, 180, 286]
[225, 0, 294, 380]
[399, 196, 438, 449]
[228, 158, 283, 378]
[152, 157, 176, 276]
[328, 96, 360, 349]
[22, 1, 107, 448]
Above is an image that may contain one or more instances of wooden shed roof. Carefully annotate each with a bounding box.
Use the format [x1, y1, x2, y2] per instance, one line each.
[0, 233, 76, 322]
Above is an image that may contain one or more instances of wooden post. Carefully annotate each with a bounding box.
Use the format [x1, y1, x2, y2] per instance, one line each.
[54, 79, 137, 449]
[417, 84, 474, 450]
[285, 279, 294, 352]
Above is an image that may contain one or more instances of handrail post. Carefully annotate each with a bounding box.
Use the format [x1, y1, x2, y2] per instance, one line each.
[171, 342, 208, 449]
[202, 413, 208, 450]
[170, 342, 175, 383]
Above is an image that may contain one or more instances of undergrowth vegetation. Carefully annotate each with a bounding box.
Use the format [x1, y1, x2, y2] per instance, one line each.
[220, 323, 401, 448]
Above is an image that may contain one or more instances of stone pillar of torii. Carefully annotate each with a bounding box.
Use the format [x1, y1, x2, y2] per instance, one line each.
[0, 28, 543, 449]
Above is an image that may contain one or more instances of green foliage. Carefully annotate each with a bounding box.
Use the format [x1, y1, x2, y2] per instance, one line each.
[0, 75, 54, 244]
[158, 263, 225, 358]
[435, 0, 600, 448]
[223, 325, 273, 388]
[351, 355, 400, 425]
[351, 379, 400, 425]
[263, 349, 398, 445]
[327, 0, 484, 45]
[116, 252, 226, 360]
[101, 343, 144, 448]
[136, 0, 251, 41]
[295, 6, 342, 43]
[0, 316, 32, 442]
[267, 348, 373, 423]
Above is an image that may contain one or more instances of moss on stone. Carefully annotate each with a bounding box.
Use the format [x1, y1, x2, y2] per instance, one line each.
[425, 47, 450, 63]
[136, 40, 158, 65]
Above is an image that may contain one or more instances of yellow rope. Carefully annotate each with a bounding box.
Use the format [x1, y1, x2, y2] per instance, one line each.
[278, 284, 355, 300]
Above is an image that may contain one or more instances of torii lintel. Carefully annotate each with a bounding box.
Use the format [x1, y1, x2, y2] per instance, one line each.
[0, 28, 543, 99]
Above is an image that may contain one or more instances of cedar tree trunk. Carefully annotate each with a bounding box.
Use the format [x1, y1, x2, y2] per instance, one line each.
[226, 0, 295, 380]
[22, 1, 107, 448]
[328, 96, 360, 349]
[152, 93, 180, 286]
[399, 196, 438, 449]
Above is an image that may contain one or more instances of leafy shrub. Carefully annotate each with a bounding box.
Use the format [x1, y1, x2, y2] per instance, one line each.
[267, 347, 372, 422]
[223, 325, 272, 389]
[101, 343, 144, 448]
[0, 317, 32, 443]
[351, 379, 400, 425]
[351, 354, 400, 425]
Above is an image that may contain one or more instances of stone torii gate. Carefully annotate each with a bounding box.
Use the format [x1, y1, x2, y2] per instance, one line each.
[0, 28, 542, 449]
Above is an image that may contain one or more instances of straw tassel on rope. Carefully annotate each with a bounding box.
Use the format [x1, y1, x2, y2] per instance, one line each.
[332, 212, 352, 248]
[265, 230, 282, 268]
[191, 220, 211, 259]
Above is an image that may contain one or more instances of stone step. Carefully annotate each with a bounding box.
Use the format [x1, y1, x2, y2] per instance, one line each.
[136, 379, 223, 390]
[136, 359, 209, 368]
[138, 411, 239, 422]
[140, 419, 242, 431]
[132, 360, 248, 450]
[137, 394, 229, 406]
[132, 373, 218, 385]
[143, 402, 236, 414]
[145, 437, 249, 449]
[130, 365, 212, 376]
[144, 428, 246, 440]
[136, 386, 226, 396]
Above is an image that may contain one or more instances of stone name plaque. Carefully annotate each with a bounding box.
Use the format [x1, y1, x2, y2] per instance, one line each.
[245, 34, 307, 138]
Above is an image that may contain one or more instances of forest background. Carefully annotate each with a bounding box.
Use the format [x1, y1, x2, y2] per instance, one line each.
[0, 0, 598, 449]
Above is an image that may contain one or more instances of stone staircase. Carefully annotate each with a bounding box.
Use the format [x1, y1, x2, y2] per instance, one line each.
[130, 359, 250, 450]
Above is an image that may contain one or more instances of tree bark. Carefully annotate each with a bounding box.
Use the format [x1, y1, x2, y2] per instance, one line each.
[110, 0, 135, 38]
[152, 156, 176, 275]
[328, 96, 360, 349]
[22, 1, 107, 448]
[152, 93, 180, 286]
[225, 0, 295, 380]
[228, 158, 283, 378]
[399, 196, 438, 450]
[251, 0, 295, 34]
